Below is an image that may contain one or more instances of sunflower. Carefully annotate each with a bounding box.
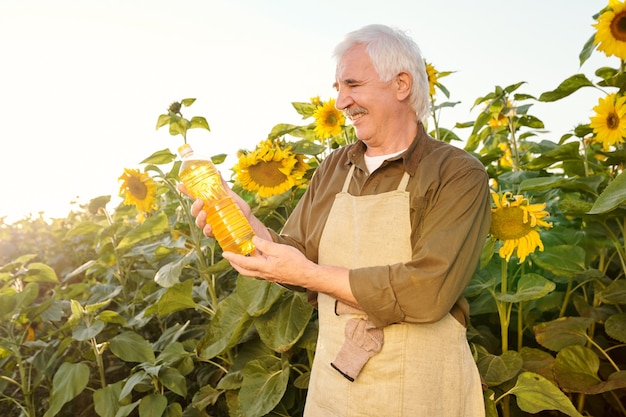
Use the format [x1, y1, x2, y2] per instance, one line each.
[233, 139, 310, 198]
[593, 0, 626, 60]
[497, 142, 513, 168]
[313, 98, 345, 139]
[425, 62, 439, 96]
[310, 96, 322, 106]
[489, 113, 509, 129]
[490, 191, 553, 263]
[590, 93, 626, 150]
[118, 168, 158, 214]
[487, 99, 514, 129]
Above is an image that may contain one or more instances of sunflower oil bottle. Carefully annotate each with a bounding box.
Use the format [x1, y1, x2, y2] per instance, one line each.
[177, 144, 256, 255]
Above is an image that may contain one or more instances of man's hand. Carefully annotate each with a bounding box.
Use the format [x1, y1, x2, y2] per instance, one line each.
[176, 182, 272, 241]
[222, 236, 316, 287]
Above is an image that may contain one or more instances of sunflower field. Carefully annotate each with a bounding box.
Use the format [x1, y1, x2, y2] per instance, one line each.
[2, 2, 626, 417]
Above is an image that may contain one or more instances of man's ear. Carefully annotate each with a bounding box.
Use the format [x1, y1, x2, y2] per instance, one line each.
[395, 72, 412, 101]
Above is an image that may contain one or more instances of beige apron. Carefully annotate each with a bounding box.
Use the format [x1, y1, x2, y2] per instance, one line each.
[303, 164, 485, 417]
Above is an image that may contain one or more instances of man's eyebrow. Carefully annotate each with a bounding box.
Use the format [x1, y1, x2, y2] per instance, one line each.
[332, 81, 338, 90]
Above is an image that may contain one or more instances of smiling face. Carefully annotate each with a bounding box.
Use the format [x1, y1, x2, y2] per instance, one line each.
[334, 44, 416, 155]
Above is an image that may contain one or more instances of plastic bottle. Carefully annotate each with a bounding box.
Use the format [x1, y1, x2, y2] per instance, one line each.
[178, 144, 256, 255]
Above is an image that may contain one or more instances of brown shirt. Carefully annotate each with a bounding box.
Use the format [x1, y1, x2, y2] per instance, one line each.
[271, 123, 492, 328]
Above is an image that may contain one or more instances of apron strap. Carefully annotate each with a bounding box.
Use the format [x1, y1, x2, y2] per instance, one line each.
[341, 164, 357, 192]
[398, 171, 411, 191]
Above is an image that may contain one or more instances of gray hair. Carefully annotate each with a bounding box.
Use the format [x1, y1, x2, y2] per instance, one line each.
[333, 24, 430, 122]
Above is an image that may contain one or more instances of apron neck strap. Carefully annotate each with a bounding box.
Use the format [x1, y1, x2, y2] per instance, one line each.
[341, 165, 357, 192]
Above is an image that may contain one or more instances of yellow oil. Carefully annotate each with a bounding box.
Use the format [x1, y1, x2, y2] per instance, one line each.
[178, 145, 256, 255]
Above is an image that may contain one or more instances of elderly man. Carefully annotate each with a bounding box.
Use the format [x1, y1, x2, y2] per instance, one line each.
[186, 24, 490, 417]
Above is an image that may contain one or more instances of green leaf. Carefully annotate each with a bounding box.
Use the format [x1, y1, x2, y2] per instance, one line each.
[164, 403, 183, 417]
[554, 345, 600, 392]
[147, 280, 198, 317]
[534, 317, 594, 351]
[523, 142, 581, 170]
[588, 170, 626, 214]
[197, 293, 253, 360]
[119, 371, 150, 400]
[554, 345, 626, 394]
[289, 139, 327, 156]
[598, 279, 626, 305]
[13, 282, 40, 312]
[110, 331, 156, 363]
[579, 34, 596, 66]
[236, 276, 284, 317]
[497, 273, 555, 303]
[189, 116, 210, 131]
[508, 372, 583, 417]
[291, 101, 316, 117]
[44, 362, 90, 417]
[464, 112, 492, 152]
[180, 98, 196, 107]
[266, 123, 305, 141]
[97, 310, 127, 325]
[558, 194, 595, 216]
[538, 74, 595, 102]
[484, 389, 498, 417]
[531, 245, 586, 279]
[116, 212, 170, 251]
[190, 385, 222, 411]
[435, 126, 462, 143]
[72, 320, 106, 341]
[239, 356, 290, 417]
[605, 312, 626, 343]
[140, 149, 177, 165]
[94, 381, 125, 417]
[65, 221, 102, 239]
[114, 400, 140, 417]
[138, 394, 168, 417]
[158, 367, 187, 397]
[477, 350, 523, 386]
[153, 252, 195, 288]
[519, 347, 555, 382]
[155, 114, 170, 130]
[169, 115, 189, 137]
[24, 262, 58, 283]
[520, 175, 603, 195]
[210, 153, 228, 165]
[255, 292, 314, 353]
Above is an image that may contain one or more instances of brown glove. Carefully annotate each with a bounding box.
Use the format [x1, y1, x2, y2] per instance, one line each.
[331, 317, 384, 382]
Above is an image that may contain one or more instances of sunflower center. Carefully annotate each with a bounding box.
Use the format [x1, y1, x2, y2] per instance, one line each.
[490, 206, 532, 240]
[127, 177, 148, 200]
[607, 111, 620, 129]
[248, 161, 289, 187]
[611, 12, 626, 42]
[325, 113, 338, 126]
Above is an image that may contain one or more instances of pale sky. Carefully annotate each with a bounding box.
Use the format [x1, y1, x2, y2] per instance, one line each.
[0, 0, 609, 222]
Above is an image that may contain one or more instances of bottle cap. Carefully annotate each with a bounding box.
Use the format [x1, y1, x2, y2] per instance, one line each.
[178, 143, 193, 157]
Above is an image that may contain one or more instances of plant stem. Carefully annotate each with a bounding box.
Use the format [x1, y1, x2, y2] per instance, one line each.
[173, 179, 220, 311]
[559, 279, 574, 318]
[602, 219, 626, 278]
[586, 335, 621, 372]
[517, 301, 523, 351]
[91, 337, 107, 388]
[499, 258, 511, 417]
[500, 258, 510, 353]
[508, 117, 520, 172]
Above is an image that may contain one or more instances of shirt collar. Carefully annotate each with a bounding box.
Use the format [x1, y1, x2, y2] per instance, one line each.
[345, 122, 430, 176]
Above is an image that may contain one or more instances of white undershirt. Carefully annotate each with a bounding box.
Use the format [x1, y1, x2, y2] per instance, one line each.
[364, 149, 407, 173]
